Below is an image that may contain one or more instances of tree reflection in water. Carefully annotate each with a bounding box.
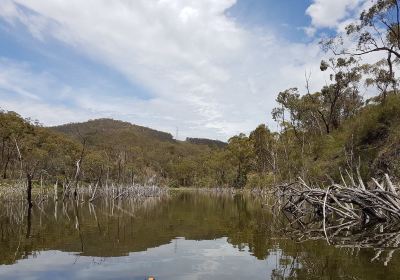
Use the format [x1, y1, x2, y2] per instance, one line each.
[0, 192, 400, 279]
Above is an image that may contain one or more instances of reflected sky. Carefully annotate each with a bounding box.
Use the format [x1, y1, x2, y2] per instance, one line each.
[0, 238, 291, 280]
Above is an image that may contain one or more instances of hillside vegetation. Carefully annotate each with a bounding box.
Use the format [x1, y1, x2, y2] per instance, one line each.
[0, 114, 227, 188]
[53, 118, 175, 143]
[185, 138, 228, 149]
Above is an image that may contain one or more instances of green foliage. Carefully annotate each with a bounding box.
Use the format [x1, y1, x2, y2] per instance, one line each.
[249, 124, 277, 174]
[227, 134, 254, 188]
[0, 111, 81, 183]
[50, 119, 228, 187]
[303, 93, 400, 181]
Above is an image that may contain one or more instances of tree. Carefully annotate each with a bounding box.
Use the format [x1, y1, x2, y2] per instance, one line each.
[322, 0, 400, 99]
[227, 134, 254, 188]
[18, 127, 50, 207]
[362, 58, 399, 101]
[0, 111, 31, 179]
[318, 57, 363, 132]
[273, 57, 363, 136]
[249, 125, 277, 175]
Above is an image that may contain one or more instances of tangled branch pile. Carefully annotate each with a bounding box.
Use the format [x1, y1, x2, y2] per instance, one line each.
[276, 175, 400, 223]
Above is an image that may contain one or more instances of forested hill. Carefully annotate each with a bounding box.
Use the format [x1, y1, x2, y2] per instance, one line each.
[52, 118, 175, 143]
[52, 119, 229, 149]
[47, 118, 231, 186]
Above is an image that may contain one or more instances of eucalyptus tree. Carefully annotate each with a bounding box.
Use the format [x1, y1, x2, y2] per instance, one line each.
[0, 111, 31, 179]
[319, 57, 364, 131]
[273, 56, 363, 137]
[362, 58, 399, 101]
[323, 0, 400, 99]
[249, 124, 277, 175]
[227, 134, 254, 188]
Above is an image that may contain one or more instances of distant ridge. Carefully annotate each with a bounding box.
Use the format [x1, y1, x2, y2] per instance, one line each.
[186, 137, 227, 148]
[51, 118, 226, 148]
[52, 118, 175, 143]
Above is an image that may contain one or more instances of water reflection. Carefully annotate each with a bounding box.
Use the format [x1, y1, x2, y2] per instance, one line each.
[0, 192, 399, 279]
[282, 213, 400, 267]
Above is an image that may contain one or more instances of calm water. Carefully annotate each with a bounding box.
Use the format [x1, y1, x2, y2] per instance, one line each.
[0, 192, 399, 279]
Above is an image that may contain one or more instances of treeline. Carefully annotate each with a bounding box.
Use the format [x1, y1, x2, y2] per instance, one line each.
[3, 90, 397, 190]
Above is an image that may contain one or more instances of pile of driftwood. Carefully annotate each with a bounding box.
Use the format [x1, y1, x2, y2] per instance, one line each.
[276, 174, 400, 223]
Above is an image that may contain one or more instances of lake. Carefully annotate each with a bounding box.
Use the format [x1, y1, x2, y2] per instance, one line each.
[0, 192, 399, 279]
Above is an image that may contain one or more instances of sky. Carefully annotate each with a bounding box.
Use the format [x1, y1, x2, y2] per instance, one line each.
[0, 0, 369, 140]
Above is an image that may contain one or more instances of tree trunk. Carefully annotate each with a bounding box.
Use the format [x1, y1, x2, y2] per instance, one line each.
[26, 203, 32, 239]
[387, 49, 395, 98]
[3, 156, 10, 179]
[26, 173, 33, 208]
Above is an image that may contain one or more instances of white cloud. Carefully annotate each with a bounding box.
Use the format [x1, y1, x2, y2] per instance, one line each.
[306, 0, 364, 29]
[0, 0, 329, 140]
[0, 57, 44, 100]
[302, 26, 317, 37]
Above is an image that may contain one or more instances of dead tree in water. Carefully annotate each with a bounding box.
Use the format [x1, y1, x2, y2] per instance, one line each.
[26, 173, 33, 208]
[276, 174, 400, 223]
[73, 132, 86, 200]
[61, 128, 86, 201]
[14, 136, 35, 207]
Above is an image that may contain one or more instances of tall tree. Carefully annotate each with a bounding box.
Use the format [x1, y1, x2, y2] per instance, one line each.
[227, 134, 253, 188]
[323, 0, 400, 99]
[249, 125, 277, 174]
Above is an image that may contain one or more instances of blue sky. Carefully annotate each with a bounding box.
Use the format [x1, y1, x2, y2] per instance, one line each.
[228, 0, 313, 41]
[0, 0, 367, 140]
